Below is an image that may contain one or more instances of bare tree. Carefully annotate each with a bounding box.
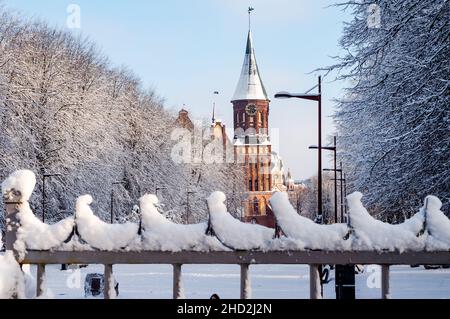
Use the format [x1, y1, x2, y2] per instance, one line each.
[323, 0, 449, 219]
[0, 5, 245, 228]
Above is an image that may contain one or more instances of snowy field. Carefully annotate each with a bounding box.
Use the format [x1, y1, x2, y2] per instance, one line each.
[32, 264, 450, 299]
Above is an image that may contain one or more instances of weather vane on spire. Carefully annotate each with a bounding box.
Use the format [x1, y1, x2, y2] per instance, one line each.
[248, 7, 254, 31]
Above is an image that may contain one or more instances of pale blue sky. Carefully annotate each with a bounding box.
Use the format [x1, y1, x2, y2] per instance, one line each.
[4, 0, 351, 180]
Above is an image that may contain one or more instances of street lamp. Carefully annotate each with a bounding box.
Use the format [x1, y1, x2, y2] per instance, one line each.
[332, 168, 354, 300]
[275, 76, 323, 221]
[185, 190, 196, 224]
[343, 173, 348, 218]
[111, 181, 126, 224]
[309, 136, 337, 223]
[327, 161, 345, 222]
[330, 172, 348, 222]
[325, 166, 354, 300]
[42, 173, 62, 223]
[155, 186, 167, 197]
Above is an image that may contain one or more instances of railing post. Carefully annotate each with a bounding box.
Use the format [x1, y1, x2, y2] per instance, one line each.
[240, 264, 251, 299]
[381, 265, 390, 299]
[173, 263, 184, 299]
[104, 264, 115, 299]
[36, 264, 46, 297]
[310, 264, 322, 299]
[3, 189, 23, 299]
[3, 189, 22, 255]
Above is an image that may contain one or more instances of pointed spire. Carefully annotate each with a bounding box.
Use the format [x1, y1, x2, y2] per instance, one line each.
[232, 24, 269, 102]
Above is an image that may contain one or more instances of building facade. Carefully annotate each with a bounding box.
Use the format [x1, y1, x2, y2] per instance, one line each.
[271, 152, 287, 193]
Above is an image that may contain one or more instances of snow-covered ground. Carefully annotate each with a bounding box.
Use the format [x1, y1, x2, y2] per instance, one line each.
[32, 264, 450, 299]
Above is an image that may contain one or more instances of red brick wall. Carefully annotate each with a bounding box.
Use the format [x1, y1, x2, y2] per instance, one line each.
[233, 99, 275, 228]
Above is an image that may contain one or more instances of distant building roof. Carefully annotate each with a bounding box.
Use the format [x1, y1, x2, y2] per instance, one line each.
[175, 108, 194, 131]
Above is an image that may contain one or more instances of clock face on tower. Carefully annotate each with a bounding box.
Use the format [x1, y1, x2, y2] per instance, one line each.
[245, 104, 257, 116]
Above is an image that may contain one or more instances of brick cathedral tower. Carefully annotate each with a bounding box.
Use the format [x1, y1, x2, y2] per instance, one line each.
[232, 21, 275, 227]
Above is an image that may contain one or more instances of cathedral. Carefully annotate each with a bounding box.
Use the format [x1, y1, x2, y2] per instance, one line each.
[231, 26, 279, 228]
[177, 19, 288, 228]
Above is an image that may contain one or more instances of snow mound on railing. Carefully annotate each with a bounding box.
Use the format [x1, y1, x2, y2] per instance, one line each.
[270, 192, 350, 250]
[0, 251, 25, 299]
[207, 192, 274, 250]
[347, 192, 425, 251]
[1, 169, 36, 202]
[75, 195, 139, 251]
[422, 196, 450, 250]
[2, 170, 74, 257]
[2, 170, 449, 253]
[15, 203, 74, 253]
[140, 194, 227, 252]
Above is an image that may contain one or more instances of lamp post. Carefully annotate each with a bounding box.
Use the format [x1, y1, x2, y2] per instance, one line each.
[275, 76, 323, 221]
[343, 173, 348, 219]
[323, 164, 354, 300]
[42, 173, 62, 223]
[155, 186, 167, 197]
[330, 173, 348, 221]
[111, 181, 126, 224]
[309, 136, 337, 223]
[326, 167, 354, 300]
[327, 162, 347, 221]
[325, 165, 345, 223]
[338, 162, 344, 222]
[334, 170, 354, 301]
[185, 191, 196, 224]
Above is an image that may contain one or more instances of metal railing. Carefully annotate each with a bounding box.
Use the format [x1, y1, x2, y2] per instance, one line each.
[18, 249, 450, 299]
[3, 189, 449, 299]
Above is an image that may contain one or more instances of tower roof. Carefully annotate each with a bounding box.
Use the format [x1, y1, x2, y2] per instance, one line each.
[231, 30, 269, 102]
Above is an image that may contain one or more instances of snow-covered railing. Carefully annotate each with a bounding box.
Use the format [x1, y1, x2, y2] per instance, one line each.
[1, 170, 449, 299]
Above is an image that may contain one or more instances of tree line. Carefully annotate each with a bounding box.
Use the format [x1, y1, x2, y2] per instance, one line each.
[326, 0, 449, 219]
[0, 6, 244, 228]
